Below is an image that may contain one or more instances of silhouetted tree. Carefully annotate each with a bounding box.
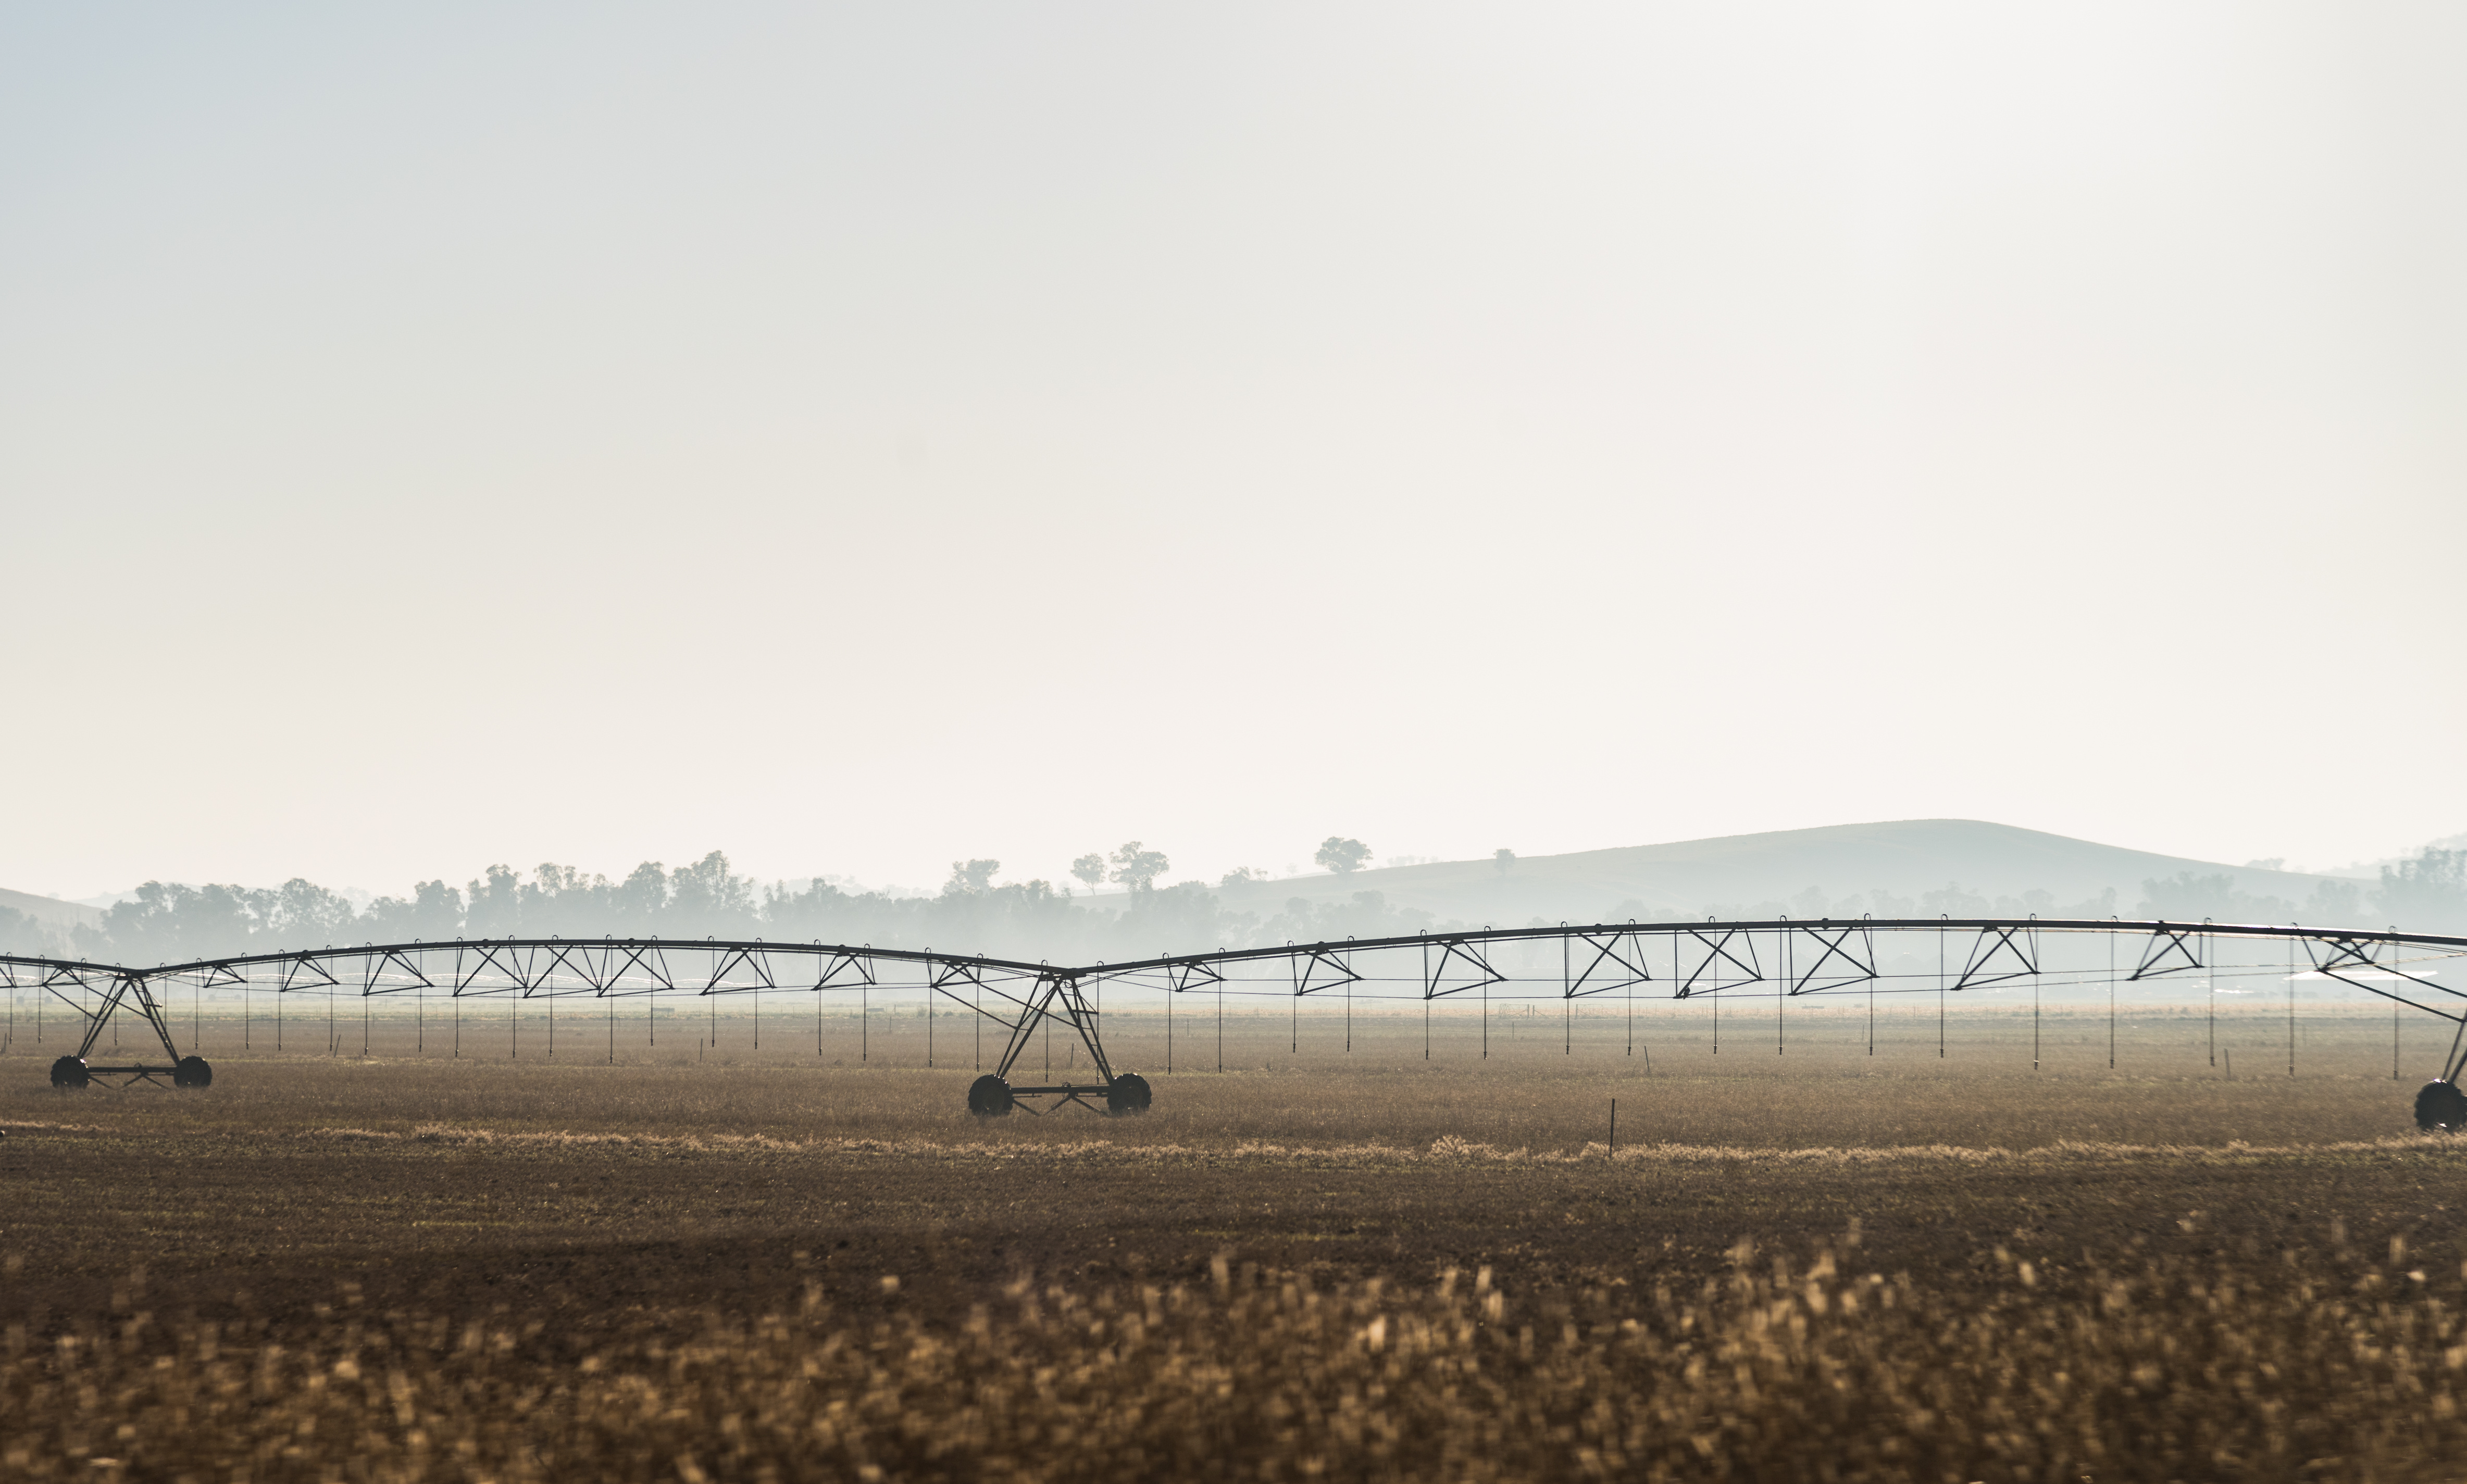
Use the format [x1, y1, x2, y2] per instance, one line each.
[2304, 877, 2367, 926]
[668, 851, 758, 936]
[2052, 887, 2120, 919]
[614, 862, 669, 925]
[1921, 882, 1992, 917]
[268, 878, 358, 949]
[1069, 854, 1108, 893]
[1260, 890, 1433, 945]
[512, 864, 614, 936]
[1493, 849, 1516, 876]
[2134, 871, 2292, 924]
[1112, 880, 1226, 954]
[764, 873, 1086, 959]
[362, 879, 464, 940]
[84, 882, 268, 962]
[1109, 841, 1169, 893]
[1315, 837, 1372, 875]
[2137, 871, 2236, 920]
[0, 904, 81, 956]
[463, 865, 523, 937]
[2379, 849, 2467, 929]
[944, 858, 1001, 895]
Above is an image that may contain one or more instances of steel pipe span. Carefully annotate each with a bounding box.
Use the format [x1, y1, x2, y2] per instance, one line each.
[8, 918, 2467, 1123]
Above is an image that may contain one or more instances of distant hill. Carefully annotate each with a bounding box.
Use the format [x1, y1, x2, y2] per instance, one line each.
[1216, 819, 2367, 926]
[0, 886, 101, 934]
[0, 889, 97, 965]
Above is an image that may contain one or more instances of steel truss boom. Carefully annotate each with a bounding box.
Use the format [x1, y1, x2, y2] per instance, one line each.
[12, 918, 2467, 1109]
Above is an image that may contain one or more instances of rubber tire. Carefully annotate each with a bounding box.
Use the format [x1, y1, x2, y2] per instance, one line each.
[967, 1074, 1015, 1117]
[2417, 1079, 2467, 1132]
[174, 1056, 213, 1089]
[1106, 1071, 1153, 1116]
[49, 1056, 89, 1090]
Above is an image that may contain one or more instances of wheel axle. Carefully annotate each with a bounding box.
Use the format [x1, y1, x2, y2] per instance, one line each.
[48, 1056, 213, 1090]
[966, 1073, 1152, 1117]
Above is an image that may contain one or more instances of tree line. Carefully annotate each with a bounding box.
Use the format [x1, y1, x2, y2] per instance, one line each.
[0, 840, 1446, 965]
[3, 844, 2459, 965]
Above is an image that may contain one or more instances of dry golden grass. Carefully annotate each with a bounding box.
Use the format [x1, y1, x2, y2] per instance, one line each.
[3, 1009, 2464, 1480]
[9, 1232, 2467, 1480]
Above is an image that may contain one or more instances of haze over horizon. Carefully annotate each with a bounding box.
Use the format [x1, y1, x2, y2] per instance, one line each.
[12, 814, 2459, 911]
[6, 5, 2461, 900]
[12, 814, 2454, 921]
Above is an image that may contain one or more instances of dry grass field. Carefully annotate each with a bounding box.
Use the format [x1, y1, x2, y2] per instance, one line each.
[4, 1003, 2466, 1480]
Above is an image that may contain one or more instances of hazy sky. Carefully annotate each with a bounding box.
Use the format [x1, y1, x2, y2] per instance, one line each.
[5, 3, 2461, 900]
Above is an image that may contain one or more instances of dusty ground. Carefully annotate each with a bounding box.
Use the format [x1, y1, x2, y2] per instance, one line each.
[4, 1008, 2459, 1333]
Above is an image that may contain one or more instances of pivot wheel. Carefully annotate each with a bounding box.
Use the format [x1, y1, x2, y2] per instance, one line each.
[49, 1056, 89, 1090]
[174, 1056, 214, 1089]
[968, 1074, 1015, 1117]
[1105, 1071, 1153, 1116]
[2417, 1080, 2467, 1132]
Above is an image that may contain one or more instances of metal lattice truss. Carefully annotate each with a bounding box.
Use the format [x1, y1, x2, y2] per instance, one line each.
[11, 917, 2467, 1087]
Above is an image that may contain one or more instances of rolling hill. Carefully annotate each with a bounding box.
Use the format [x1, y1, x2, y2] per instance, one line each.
[0, 886, 100, 933]
[1214, 819, 2370, 927]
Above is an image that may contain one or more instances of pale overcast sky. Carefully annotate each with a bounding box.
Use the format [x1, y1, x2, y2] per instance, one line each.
[4, 3, 2461, 899]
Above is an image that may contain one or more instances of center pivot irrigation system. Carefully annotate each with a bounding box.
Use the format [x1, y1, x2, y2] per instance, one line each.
[9, 917, 2467, 1125]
